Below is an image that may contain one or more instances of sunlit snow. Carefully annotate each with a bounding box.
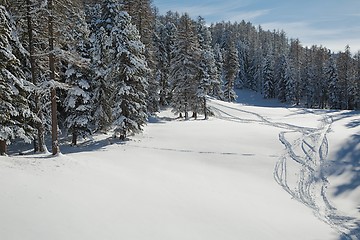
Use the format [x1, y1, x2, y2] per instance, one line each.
[0, 90, 359, 240]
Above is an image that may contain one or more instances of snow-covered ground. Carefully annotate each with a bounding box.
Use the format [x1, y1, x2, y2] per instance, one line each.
[0, 90, 359, 240]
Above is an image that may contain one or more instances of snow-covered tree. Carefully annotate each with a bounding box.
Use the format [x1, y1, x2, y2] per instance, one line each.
[337, 45, 353, 110]
[63, 59, 93, 146]
[90, 0, 149, 136]
[0, 5, 39, 155]
[154, 21, 177, 106]
[288, 39, 303, 105]
[325, 55, 340, 109]
[223, 39, 239, 102]
[170, 13, 200, 119]
[58, 4, 94, 146]
[354, 51, 360, 109]
[110, 11, 149, 136]
[211, 43, 224, 99]
[263, 55, 275, 99]
[121, 0, 158, 114]
[6, 0, 50, 152]
[195, 16, 221, 118]
[90, 3, 115, 132]
[285, 61, 296, 104]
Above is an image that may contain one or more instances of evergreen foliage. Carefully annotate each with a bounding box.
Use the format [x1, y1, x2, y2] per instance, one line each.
[223, 40, 239, 102]
[90, 0, 149, 136]
[169, 13, 200, 119]
[0, 5, 38, 154]
[2, 1, 360, 152]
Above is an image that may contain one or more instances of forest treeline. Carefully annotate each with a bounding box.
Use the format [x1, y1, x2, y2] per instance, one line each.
[0, 0, 359, 155]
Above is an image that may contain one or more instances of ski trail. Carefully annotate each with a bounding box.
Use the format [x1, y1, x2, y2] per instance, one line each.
[274, 115, 360, 239]
[209, 100, 360, 239]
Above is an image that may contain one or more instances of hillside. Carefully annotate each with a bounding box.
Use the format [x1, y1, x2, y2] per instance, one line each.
[0, 90, 359, 240]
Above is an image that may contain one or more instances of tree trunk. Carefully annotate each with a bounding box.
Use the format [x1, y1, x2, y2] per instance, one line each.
[72, 128, 77, 146]
[26, 0, 46, 153]
[184, 102, 189, 120]
[203, 97, 208, 120]
[48, 0, 60, 155]
[0, 140, 7, 156]
[185, 111, 189, 120]
[37, 104, 46, 152]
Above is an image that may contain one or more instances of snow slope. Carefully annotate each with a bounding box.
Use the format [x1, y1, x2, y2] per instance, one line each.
[0, 90, 359, 240]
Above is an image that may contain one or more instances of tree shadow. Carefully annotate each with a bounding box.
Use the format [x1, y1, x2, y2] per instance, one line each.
[148, 115, 174, 123]
[59, 137, 125, 154]
[327, 133, 360, 239]
[7, 134, 128, 156]
[346, 119, 360, 129]
[339, 222, 360, 240]
[234, 89, 288, 108]
[329, 134, 360, 196]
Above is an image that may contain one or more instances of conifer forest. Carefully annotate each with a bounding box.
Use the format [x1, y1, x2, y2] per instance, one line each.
[1, 0, 360, 155]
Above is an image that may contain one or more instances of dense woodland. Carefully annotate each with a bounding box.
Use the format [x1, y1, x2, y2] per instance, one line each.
[0, 0, 359, 155]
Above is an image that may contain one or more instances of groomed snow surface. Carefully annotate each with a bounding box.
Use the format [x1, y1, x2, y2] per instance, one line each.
[0, 90, 359, 240]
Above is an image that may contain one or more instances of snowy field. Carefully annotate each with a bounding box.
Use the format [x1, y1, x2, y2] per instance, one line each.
[0, 90, 359, 240]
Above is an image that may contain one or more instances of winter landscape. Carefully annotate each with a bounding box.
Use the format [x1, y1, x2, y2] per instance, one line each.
[1, 0, 360, 239]
[1, 90, 359, 240]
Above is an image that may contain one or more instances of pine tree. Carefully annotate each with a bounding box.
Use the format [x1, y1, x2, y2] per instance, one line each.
[63, 51, 93, 145]
[285, 61, 296, 104]
[0, 5, 39, 155]
[169, 13, 200, 119]
[122, 0, 158, 114]
[154, 21, 177, 106]
[354, 51, 360, 109]
[337, 45, 353, 109]
[195, 16, 221, 119]
[211, 43, 224, 99]
[223, 39, 239, 102]
[90, 0, 149, 136]
[6, 0, 50, 152]
[275, 54, 287, 102]
[302, 48, 316, 108]
[110, 11, 149, 136]
[287, 39, 303, 105]
[59, 3, 93, 146]
[263, 55, 275, 99]
[325, 55, 340, 109]
[89, 2, 116, 132]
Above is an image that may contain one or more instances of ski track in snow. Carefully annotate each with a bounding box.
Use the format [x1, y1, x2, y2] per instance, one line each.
[209, 100, 360, 239]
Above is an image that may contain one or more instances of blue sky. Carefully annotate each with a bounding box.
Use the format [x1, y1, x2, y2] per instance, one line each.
[153, 0, 360, 53]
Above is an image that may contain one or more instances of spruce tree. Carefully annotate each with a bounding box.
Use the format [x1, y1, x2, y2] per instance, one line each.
[122, 0, 158, 114]
[90, 0, 149, 136]
[111, 11, 149, 136]
[154, 21, 177, 106]
[325, 55, 340, 109]
[61, 4, 93, 145]
[354, 51, 360, 109]
[90, 25, 113, 132]
[223, 39, 239, 102]
[263, 55, 275, 99]
[285, 60, 296, 104]
[169, 13, 200, 119]
[0, 5, 39, 155]
[275, 55, 287, 102]
[196, 16, 221, 118]
[336, 45, 355, 109]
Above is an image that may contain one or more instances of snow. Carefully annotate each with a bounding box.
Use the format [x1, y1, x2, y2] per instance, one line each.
[0, 90, 359, 240]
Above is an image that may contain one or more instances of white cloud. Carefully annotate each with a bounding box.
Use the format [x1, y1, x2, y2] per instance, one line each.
[154, 1, 254, 22]
[225, 9, 273, 23]
[261, 21, 360, 52]
[154, 0, 360, 52]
